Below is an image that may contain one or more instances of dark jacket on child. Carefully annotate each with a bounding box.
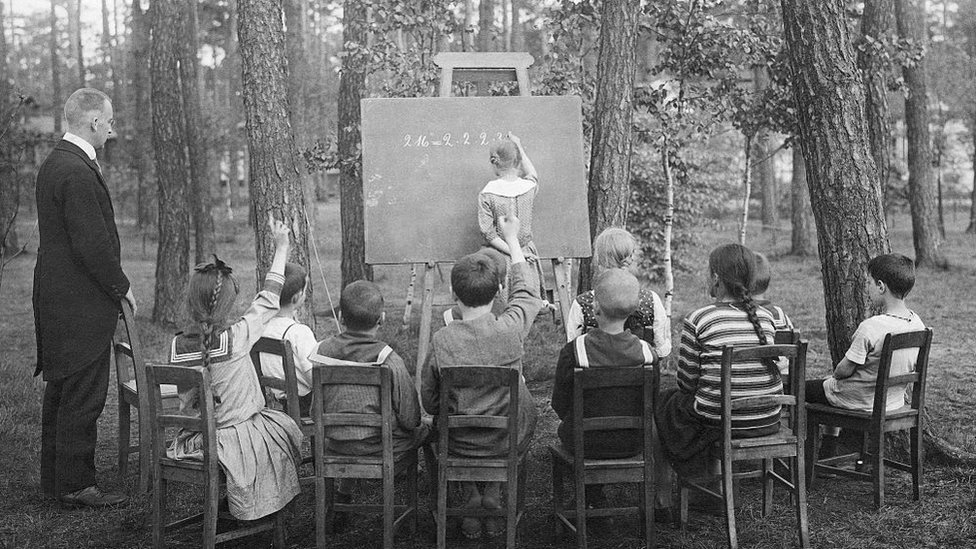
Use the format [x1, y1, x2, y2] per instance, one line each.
[552, 329, 656, 459]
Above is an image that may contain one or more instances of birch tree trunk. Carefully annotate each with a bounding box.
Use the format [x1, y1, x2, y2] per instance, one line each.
[739, 134, 754, 245]
[661, 146, 675, 316]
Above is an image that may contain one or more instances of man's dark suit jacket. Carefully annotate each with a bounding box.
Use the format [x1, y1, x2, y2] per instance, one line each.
[33, 139, 129, 380]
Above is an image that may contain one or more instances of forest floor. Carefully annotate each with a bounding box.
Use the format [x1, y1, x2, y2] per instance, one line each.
[1, 201, 975, 548]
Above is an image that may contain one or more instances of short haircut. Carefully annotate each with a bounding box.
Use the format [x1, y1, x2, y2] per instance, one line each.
[281, 262, 308, 304]
[64, 88, 111, 129]
[476, 247, 508, 282]
[751, 252, 772, 295]
[340, 280, 384, 331]
[868, 253, 915, 298]
[452, 252, 500, 307]
[593, 268, 640, 321]
[593, 227, 638, 270]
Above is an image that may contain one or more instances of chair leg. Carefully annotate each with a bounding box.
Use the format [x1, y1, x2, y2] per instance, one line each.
[272, 510, 287, 549]
[315, 476, 327, 549]
[152, 477, 166, 549]
[642, 464, 655, 549]
[575, 471, 587, 549]
[761, 458, 774, 518]
[793, 454, 811, 549]
[383, 472, 395, 549]
[678, 483, 689, 532]
[552, 460, 565, 539]
[117, 397, 130, 487]
[323, 477, 336, 535]
[507, 475, 518, 549]
[873, 430, 885, 510]
[138, 410, 152, 494]
[203, 478, 219, 549]
[407, 457, 419, 539]
[436, 477, 448, 549]
[804, 424, 819, 488]
[721, 453, 737, 549]
[911, 425, 922, 501]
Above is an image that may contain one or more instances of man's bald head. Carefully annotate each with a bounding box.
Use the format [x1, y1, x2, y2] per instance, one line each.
[64, 88, 112, 143]
[593, 268, 640, 321]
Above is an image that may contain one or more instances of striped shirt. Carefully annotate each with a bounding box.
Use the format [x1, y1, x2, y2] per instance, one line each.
[677, 302, 782, 430]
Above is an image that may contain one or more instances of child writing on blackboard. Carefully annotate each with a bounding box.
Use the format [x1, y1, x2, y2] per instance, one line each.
[478, 133, 547, 299]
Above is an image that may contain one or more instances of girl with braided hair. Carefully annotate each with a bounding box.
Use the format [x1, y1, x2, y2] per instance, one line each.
[652, 243, 783, 504]
[167, 215, 303, 521]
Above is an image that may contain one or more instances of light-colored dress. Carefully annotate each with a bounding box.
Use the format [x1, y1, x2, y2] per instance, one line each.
[478, 176, 545, 294]
[167, 271, 303, 521]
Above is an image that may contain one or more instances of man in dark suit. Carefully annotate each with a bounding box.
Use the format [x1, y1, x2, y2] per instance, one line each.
[34, 88, 136, 507]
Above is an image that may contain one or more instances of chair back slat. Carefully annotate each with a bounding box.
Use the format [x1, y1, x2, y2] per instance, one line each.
[319, 365, 384, 386]
[145, 364, 218, 473]
[577, 367, 649, 390]
[571, 366, 654, 467]
[448, 416, 510, 429]
[774, 329, 800, 345]
[249, 337, 302, 423]
[582, 417, 642, 431]
[872, 329, 933, 423]
[321, 413, 385, 428]
[730, 394, 796, 411]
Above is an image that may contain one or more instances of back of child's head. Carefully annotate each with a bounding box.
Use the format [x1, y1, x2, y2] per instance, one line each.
[751, 252, 772, 295]
[476, 247, 509, 282]
[593, 268, 640, 321]
[187, 256, 240, 367]
[340, 280, 385, 332]
[709, 243, 777, 372]
[594, 227, 638, 271]
[451, 252, 500, 307]
[489, 139, 521, 172]
[867, 253, 915, 298]
[281, 262, 308, 304]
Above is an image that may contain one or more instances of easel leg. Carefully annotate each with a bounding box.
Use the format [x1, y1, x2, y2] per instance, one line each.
[551, 258, 574, 341]
[402, 264, 418, 326]
[415, 263, 436, 405]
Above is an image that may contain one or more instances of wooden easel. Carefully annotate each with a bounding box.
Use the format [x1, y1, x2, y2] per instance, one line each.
[402, 53, 578, 398]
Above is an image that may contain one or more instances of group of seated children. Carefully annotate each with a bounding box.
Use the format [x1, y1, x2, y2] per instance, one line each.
[163, 210, 923, 537]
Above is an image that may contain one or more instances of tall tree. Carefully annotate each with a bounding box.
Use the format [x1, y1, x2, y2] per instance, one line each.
[0, 0, 18, 255]
[180, 0, 215, 263]
[858, 0, 893, 207]
[69, 0, 85, 87]
[478, 0, 494, 51]
[151, 0, 191, 324]
[237, 0, 315, 321]
[511, 0, 523, 51]
[753, 65, 777, 232]
[895, 0, 946, 267]
[128, 0, 152, 229]
[578, 0, 640, 293]
[284, 0, 313, 228]
[789, 146, 813, 255]
[780, 0, 890, 364]
[50, 0, 62, 134]
[336, 0, 371, 286]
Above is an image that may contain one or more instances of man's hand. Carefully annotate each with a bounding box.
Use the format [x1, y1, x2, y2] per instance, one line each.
[124, 288, 137, 316]
[497, 214, 520, 244]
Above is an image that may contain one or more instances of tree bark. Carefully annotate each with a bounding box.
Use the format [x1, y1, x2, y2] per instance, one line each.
[463, 0, 474, 51]
[70, 0, 85, 87]
[577, 0, 639, 293]
[50, 0, 62, 134]
[789, 146, 813, 256]
[0, 0, 18, 255]
[739, 134, 754, 245]
[895, 0, 946, 267]
[968, 130, 976, 233]
[284, 0, 314, 226]
[151, 0, 191, 325]
[858, 0, 893, 211]
[129, 0, 152, 230]
[180, 0, 215, 263]
[753, 66, 777, 232]
[238, 0, 314, 322]
[511, 0, 523, 52]
[661, 146, 675, 316]
[502, 0, 510, 51]
[780, 0, 890, 365]
[478, 0, 494, 52]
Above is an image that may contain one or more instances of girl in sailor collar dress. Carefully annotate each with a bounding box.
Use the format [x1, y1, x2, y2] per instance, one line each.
[477, 133, 546, 298]
[167, 217, 303, 521]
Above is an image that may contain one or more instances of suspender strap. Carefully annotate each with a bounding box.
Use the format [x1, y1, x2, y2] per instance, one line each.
[638, 340, 655, 365]
[574, 335, 589, 368]
[310, 345, 394, 367]
[280, 321, 298, 341]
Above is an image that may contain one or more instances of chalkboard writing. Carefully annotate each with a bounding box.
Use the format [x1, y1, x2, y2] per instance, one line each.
[361, 96, 591, 264]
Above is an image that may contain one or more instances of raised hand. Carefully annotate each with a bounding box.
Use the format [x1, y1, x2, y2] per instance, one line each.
[268, 213, 291, 249]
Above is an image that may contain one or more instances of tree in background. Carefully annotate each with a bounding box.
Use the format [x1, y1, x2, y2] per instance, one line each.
[790, 146, 813, 255]
[127, 0, 153, 230]
[49, 0, 61, 134]
[577, 0, 639, 294]
[1, 0, 18, 257]
[895, 0, 947, 267]
[151, 0, 191, 325]
[181, 0, 216, 263]
[858, 0, 894, 208]
[780, 0, 889, 364]
[237, 0, 314, 322]
[478, 0, 495, 51]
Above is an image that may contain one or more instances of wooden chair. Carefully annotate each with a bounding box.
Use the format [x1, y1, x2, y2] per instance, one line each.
[549, 366, 656, 549]
[145, 363, 286, 549]
[677, 342, 811, 549]
[435, 366, 526, 549]
[805, 328, 933, 509]
[115, 300, 179, 493]
[250, 337, 315, 479]
[312, 363, 419, 549]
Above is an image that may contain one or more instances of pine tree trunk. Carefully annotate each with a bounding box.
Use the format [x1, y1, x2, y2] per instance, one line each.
[577, 0, 639, 293]
[151, 0, 191, 325]
[895, 0, 946, 267]
[50, 0, 62, 134]
[463, 0, 474, 51]
[337, 0, 371, 287]
[502, 0, 510, 51]
[858, 0, 893, 211]
[753, 66, 777, 233]
[237, 0, 315, 323]
[284, 0, 314, 228]
[129, 0, 152, 230]
[70, 0, 85, 87]
[511, 0, 523, 52]
[789, 146, 813, 256]
[780, 0, 890, 365]
[478, 0, 494, 52]
[180, 0, 215, 263]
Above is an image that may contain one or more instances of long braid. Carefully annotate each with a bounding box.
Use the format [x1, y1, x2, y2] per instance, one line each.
[199, 274, 224, 370]
[737, 283, 780, 379]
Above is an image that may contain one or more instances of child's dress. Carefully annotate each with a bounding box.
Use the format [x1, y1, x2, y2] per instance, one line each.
[167, 272, 303, 521]
[478, 176, 546, 294]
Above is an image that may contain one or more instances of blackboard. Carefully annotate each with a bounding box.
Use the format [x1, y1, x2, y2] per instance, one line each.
[361, 96, 592, 265]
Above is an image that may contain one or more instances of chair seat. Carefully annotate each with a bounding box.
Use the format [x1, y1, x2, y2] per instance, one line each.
[123, 379, 179, 398]
[807, 403, 918, 421]
[729, 432, 797, 449]
[549, 444, 645, 469]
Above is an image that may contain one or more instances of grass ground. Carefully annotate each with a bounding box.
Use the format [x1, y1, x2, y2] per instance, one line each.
[1, 201, 975, 548]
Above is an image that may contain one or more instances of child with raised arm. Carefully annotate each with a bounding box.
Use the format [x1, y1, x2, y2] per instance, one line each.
[167, 215, 303, 521]
[804, 254, 925, 457]
[566, 227, 671, 360]
[422, 214, 543, 540]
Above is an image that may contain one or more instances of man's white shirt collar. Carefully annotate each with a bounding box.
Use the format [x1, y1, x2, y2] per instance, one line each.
[63, 132, 97, 161]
